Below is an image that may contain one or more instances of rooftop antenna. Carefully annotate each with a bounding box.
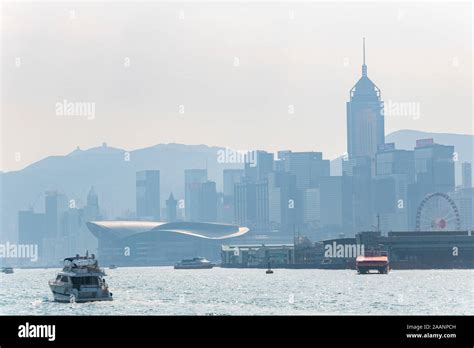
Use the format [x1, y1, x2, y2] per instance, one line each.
[363, 37, 366, 65]
[362, 37, 367, 77]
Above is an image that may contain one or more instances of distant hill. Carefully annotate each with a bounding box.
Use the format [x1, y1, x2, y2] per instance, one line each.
[1, 130, 472, 242]
[0, 143, 243, 241]
[330, 130, 473, 184]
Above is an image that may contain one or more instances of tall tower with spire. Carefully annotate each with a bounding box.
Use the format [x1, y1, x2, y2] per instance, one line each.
[85, 186, 100, 220]
[346, 38, 385, 161]
[166, 192, 177, 222]
[87, 186, 99, 207]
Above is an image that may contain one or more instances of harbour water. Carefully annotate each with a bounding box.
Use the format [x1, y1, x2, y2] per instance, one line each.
[1, 267, 472, 315]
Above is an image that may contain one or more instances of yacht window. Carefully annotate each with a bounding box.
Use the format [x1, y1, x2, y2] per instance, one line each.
[78, 277, 99, 285]
[60, 276, 69, 282]
[88, 277, 99, 285]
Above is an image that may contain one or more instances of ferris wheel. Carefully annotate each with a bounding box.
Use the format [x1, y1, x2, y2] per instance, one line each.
[415, 192, 461, 231]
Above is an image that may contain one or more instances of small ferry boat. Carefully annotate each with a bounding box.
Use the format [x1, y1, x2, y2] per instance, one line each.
[174, 257, 214, 269]
[356, 251, 389, 274]
[1, 267, 14, 274]
[109, 264, 117, 269]
[49, 253, 113, 302]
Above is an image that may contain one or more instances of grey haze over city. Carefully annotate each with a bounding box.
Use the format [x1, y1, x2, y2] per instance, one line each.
[1, 1, 472, 172]
[1, 1, 474, 321]
[0, 0, 472, 264]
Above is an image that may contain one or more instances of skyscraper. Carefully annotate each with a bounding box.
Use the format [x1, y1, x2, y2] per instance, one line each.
[136, 170, 161, 220]
[18, 209, 45, 247]
[222, 169, 244, 222]
[184, 169, 208, 221]
[223, 169, 244, 196]
[318, 176, 353, 237]
[198, 181, 218, 222]
[343, 39, 384, 233]
[374, 147, 415, 231]
[452, 188, 474, 230]
[84, 186, 100, 220]
[268, 171, 298, 231]
[234, 180, 269, 227]
[80, 186, 101, 255]
[44, 191, 68, 264]
[462, 162, 472, 189]
[375, 146, 415, 179]
[45, 190, 68, 240]
[303, 188, 320, 226]
[244, 151, 274, 182]
[87, 186, 99, 207]
[414, 140, 455, 194]
[404, 139, 456, 229]
[453, 163, 474, 230]
[166, 192, 177, 222]
[346, 38, 384, 160]
[234, 182, 256, 224]
[277, 151, 330, 190]
[342, 156, 373, 232]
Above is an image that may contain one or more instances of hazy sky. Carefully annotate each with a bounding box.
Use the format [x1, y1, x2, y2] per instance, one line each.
[1, 1, 472, 172]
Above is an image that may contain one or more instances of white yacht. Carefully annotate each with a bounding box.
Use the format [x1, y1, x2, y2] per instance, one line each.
[174, 257, 214, 269]
[49, 253, 113, 303]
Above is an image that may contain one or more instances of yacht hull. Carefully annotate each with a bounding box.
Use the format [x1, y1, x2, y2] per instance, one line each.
[49, 284, 113, 303]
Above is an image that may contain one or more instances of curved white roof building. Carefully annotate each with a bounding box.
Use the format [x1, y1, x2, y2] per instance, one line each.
[87, 221, 250, 265]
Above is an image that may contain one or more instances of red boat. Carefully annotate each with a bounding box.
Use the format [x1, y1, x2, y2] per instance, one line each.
[356, 254, 389, 274]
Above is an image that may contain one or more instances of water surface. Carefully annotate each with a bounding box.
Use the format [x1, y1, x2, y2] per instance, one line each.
[1, 267, 472, 315]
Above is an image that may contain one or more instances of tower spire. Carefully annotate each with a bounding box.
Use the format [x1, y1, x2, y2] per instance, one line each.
[362, 37, 367, 77]
[363, 37, 366, 65]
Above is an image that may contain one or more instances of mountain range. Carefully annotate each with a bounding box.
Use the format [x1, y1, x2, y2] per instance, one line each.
[1, 129, 472, 241]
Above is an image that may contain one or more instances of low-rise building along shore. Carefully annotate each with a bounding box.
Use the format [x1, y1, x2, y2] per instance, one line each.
[220, 230, 474, 269]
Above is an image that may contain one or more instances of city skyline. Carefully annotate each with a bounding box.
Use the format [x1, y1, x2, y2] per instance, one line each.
[2, 2, 472, 172]
[1, 1, 474, 333]
[4, 49, 473, 244]
[11, 140, 474, 266]
[8, 44, 473, 266]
